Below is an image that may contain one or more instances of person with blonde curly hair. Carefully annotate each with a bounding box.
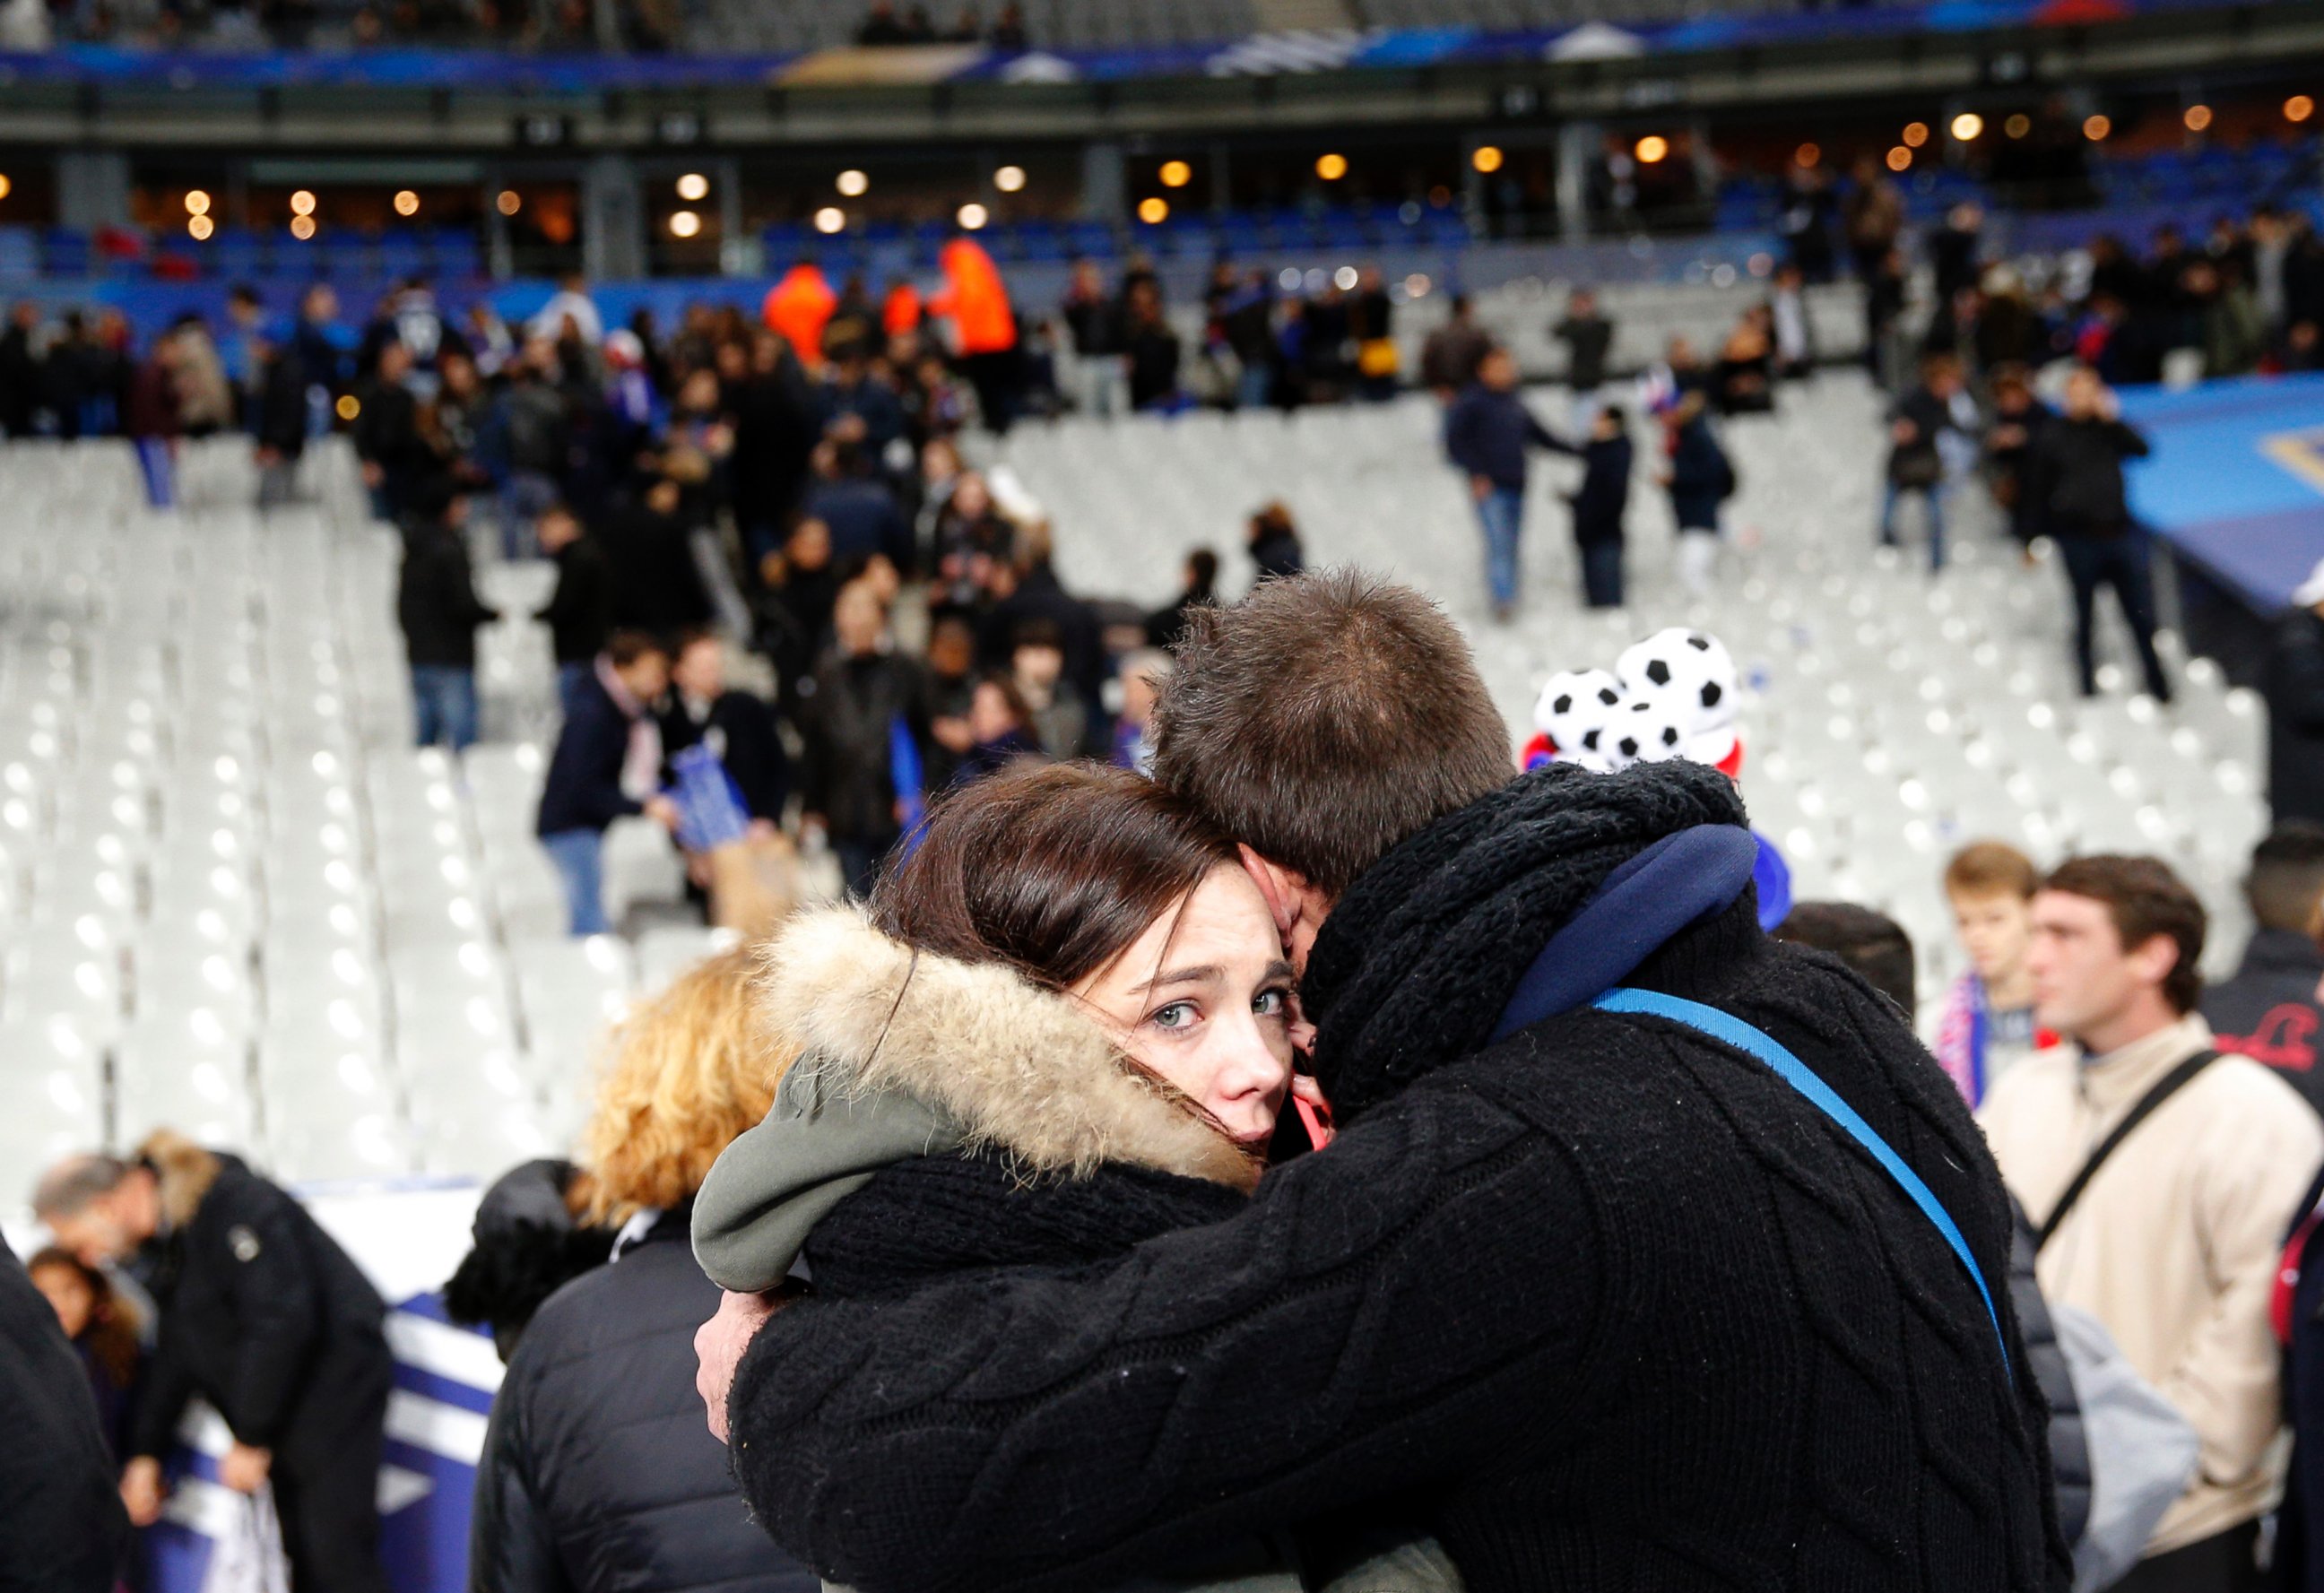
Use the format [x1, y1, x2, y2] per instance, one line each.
[463, 945, 817, 1593]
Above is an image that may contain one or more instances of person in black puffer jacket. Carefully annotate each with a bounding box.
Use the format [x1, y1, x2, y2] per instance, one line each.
[702, 572, 2067, 1593]
[469, 945, 816, 1593]
[2025, 365, 2168, 702]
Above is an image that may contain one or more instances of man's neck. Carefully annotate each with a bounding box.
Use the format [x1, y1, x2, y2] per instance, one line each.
[2076, 999, 2183, 1061]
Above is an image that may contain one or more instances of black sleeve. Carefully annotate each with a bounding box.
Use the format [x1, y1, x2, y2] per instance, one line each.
[722, 697, 792, 821]
[724, 1080, 1598, 1593]
[218, 1191, 326, 1448]
[466, 1364, 576, 1593]
[2107, 419, 2152, 459]
[445, 543, 499, 633]
[795, 680, 833, 818]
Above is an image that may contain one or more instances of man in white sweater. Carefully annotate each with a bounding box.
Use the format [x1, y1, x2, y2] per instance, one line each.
[1983, 854, 2324, 1593]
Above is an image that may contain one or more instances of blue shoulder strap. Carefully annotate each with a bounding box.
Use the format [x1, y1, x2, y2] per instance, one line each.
[1592, 986, 2012, 1380]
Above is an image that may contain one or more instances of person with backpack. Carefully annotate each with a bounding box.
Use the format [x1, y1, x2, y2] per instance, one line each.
[1882, 351, 1977, 573]
[1981, 855, 2323, 1591]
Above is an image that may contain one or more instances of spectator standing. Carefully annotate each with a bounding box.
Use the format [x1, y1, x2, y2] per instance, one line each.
[529, 270, 604, 346]
[1985, 365, 2053, 554]
[763, 259, 837, 373]
[932, 237, 1020, 432]
[1419, 293, 1492, 398]
[797, 581, 928, 896]
[599, 476, 715, 636]
[1931, 201, 1987, 307]
[1768, 262, 1816, 379]
[1881, 351, 1976, 573]
[660, 630, 790, 827]
[467, 947, 819, 1593]
[1444, 346, 1560, 620]
[1246, 501, 1305, 583]
[802, 439, 913, 575]
[1981, 856, 2323, 1590]
[352, 339, 423, 517]
[395, 482, 497, 752]
[1843, 154, 1905, 283]
[2268, 558, 2324, 826]
[535, 501, 613, 717]
[0, 1234, 130, 1593]
[35, 1132, 398, 1593]
[2202, 825, 2324, 1103]
[1552, 288, 1615, 429]
[2027, 366, 2170, 702]
[1146, 547, 1218, 651]
[0, 299, 41, 437]
[1122, 278, 1181, 412]
[1662, 389, 1734, 597]
[1865, 244, 1912, 392]
[252, 333, 309, 509]
[478, 340, 568, 557]
[536, 631, 682, 937]
[1060, 258, 1126, 418]
[1934, 840, 2051, 1106]
[754, 516, 840, 714]
[1549, 403, 1634, 610]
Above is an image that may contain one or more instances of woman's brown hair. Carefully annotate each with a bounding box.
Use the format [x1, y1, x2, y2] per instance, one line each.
[872, 761, 1238, 991]
[26, 1248, 142, 1389]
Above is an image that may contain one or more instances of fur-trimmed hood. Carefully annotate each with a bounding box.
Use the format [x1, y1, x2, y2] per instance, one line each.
[693, 904, 1256, 1294]
[767, 905, 1258, 1188]
[137, 1130, 221, 1231]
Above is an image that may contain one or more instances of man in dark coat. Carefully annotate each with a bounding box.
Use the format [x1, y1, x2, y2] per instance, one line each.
[2270, 560, 2324, 827]
[598, 476, 714, 637]
[797, 580, 928, 897]
[35, 1133, 394, 1593]
[2204, 824, 2324, 1109]
[395, 481, 498, 751]
[661, 629, 791, 825]
[0, 1231, 129, 1593]
[1444, 346, 1560, 620]
[2025, 365, 2168, 702]
[0, 300, 41, 437]
[1545, 403, 1633, 609]
[469, 1202, 819, 1593]
[698, 571, 2068, 1593]
[534, 501, 614, 717]
[538, 632, 681, 936]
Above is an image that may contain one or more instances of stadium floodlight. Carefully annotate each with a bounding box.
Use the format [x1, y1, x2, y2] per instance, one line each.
[2183, 105, 2213, 133]
[837, 169, 869, 196]
[1315, 152, 1348, 180]
[1333, 265, 1358, 290]
[185, 189, 212, 216]
[994, 165, 1028, 192]
[1950, 113, 1983, 141]
[1902, 121, 1929, 148]
[1138, 196, 1168, 224]
[676, 172, 709, 202]
[814, 206, 846, 234]
[1886, 145, 1912, 172]
[497, 189, 523, 215]
[187, 215, 214, 240]
[0, 174, 10, 201]
[2005, 115, 2032, 139]
[956, 203, 989, 230]
[1794, 143, 1821, 168]
[668, 210, 702, 238]
[2083, 114, 2112, 141]
[2290, 96, 2317, 125]
[290, 213, 317, 239]
[290, 189, 317, 216]
[1634, 135, 1669, 164]
[1159, 160, 1192, 188]
[1471, 145, 1503, 174]
[393, 189, 420, 216]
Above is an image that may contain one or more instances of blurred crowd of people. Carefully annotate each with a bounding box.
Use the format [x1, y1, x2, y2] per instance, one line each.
[853, 0, 1025, 48]
[17, 0, 681, 52]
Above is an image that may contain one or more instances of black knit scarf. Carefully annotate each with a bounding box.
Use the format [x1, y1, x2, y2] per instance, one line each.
[805, 1149, 1250, 1298]
[1303, 758, 1750, 1124]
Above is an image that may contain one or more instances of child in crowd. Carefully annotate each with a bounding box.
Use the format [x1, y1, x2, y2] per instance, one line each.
[1933, 839, 2051, 1105]
[1660, 390, 1733, 597]
[28, 1247, 143, 1463]
[1555, 404, 1634, 610]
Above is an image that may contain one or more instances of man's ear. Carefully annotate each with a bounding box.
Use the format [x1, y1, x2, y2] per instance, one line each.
[2129, 931, 2182, 994]
[1237, 844, 1305, 941]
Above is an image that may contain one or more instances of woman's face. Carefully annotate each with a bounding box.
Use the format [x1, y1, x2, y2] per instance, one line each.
[30, 1260, 94, 1339]
[1073, 866, 1296, 1150]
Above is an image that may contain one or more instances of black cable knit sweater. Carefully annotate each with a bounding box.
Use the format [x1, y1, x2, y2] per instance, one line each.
[726, 763, 2071, 1593]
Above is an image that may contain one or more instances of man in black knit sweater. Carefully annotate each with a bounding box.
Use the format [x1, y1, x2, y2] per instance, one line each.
[697, 571, 2068, 1593]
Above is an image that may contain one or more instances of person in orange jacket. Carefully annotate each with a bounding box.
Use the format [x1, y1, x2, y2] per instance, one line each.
[931, 237, 1022, 431]
[882, 277, 924, 341]
[763, 259, 837, 372]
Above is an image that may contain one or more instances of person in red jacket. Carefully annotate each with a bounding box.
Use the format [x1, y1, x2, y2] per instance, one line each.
[931, 238, 1021, 432]
[763, 260, 837, 373]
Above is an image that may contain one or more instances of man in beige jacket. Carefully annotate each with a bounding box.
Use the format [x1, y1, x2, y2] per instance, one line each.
[1983, 854, 2324, 1593]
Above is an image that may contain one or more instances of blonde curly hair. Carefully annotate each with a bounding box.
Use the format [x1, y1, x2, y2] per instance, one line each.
[568, 943, 798, 1228]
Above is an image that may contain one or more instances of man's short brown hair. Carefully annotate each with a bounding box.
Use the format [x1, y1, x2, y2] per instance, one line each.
[1945, 839, 2039, 901]
[1150, 568, 1511, 898]
[2042, 853, 2207, 1016]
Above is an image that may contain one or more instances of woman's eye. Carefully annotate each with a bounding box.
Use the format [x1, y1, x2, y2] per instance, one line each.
[1149, 1001, 1197, 1031]
[1253, 989, 1288, 1017]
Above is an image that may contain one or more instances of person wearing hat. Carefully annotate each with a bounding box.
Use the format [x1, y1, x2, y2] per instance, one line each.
[2270, 557, 2324, 827]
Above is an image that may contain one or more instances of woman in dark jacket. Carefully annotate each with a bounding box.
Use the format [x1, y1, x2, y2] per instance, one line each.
[467, 946, 819, 1593]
